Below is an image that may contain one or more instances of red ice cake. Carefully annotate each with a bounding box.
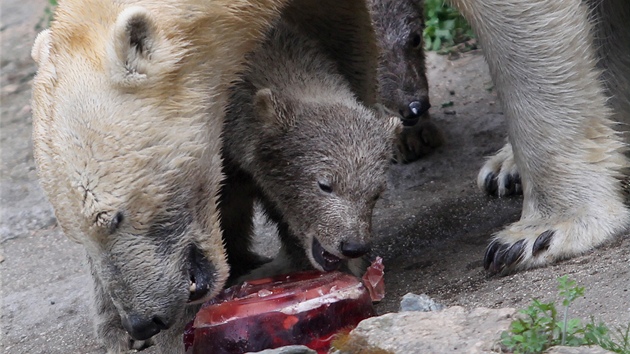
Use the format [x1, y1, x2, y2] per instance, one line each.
[184, 265, 383, 354]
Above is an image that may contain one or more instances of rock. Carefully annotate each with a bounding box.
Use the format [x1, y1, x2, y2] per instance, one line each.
[247, 345, 316, 354]
[399, 293, 445, 312]
[339, 306, 515, 353]
[545, 346, 614, 354]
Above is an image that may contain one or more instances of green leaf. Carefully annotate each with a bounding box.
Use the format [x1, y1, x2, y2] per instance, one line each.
[432, 37, 442, 51]
[442, 19, 456, 30]
[511, 320, 526, 333]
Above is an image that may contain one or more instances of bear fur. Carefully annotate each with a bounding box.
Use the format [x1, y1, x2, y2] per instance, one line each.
[220, 19, 401, 280]
[30, 0, 290, 352]
[368, 0, 444, 163]
[450, 0, 630, 274]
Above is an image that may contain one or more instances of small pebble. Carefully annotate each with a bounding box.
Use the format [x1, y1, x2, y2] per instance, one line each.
[400, 293, 445, 312]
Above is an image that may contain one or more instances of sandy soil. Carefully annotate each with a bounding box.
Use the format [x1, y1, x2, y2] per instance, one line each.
[1, 1, 628, 353]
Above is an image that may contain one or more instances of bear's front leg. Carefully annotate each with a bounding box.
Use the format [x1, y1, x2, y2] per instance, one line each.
[451, 0, 630, 274]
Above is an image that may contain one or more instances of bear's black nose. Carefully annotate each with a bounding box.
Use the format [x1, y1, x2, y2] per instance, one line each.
[399, 98, 431, 126]
[122, 314, 169, 341]
[340, 241, 371, 258]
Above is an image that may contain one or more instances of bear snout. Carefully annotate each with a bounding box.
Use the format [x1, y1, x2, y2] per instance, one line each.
[121, 313, 170, 341]
[399, 97, 431, 126]
[340, 240, 371, 258]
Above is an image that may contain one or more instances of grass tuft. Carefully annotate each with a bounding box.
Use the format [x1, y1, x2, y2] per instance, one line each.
[501, 275, 630, 354]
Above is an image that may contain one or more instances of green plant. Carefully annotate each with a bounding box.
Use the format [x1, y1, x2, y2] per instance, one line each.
[423, 0, 474, 51]
[557, 276, 585, 345]
[501, 276, 630, 354]
[586, 321, 630, 354]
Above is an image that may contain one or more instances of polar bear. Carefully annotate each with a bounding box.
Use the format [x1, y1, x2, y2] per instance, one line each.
[30, 0, 289, 352]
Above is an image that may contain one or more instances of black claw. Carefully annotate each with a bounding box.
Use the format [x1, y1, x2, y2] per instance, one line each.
[505, 174, 515, 194]
[503, 239, 526, 267]
[532, 230, 554, 256]
[512, 173, 523, 195]
[502, 173, 523, 196]
[484, 239, 526, 275]
[514, 183, 522, 195]
[492, 243, 510, 273]
[513, 173, 521, 186]
[484, 172, 498, 196]
[484, 240, 501, 270]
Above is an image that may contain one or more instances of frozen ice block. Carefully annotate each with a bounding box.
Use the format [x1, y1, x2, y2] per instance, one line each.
[184, 270, 376, 354]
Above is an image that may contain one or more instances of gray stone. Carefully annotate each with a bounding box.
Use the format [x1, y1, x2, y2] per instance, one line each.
[247, 345, 317, 354]
[400, 293, 445, 312]
[342, 306, 516, 353]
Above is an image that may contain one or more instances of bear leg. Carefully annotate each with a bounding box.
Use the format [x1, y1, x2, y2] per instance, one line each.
[450, 0, 630, 274]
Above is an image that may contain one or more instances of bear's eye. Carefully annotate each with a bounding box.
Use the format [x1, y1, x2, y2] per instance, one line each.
[318, 181, 333, 194]
[410, 32, 422, 49]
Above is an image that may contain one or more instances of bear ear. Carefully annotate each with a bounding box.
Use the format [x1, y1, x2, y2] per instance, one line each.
[254, 88, 295, 129]
[32, 29, 53, 66]
[94, 210, 125, 234]
[108, 6, 159, 86]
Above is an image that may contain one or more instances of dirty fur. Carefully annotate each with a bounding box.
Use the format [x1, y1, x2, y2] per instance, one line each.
[451, 0, 630, 273]
[30, 0, 289, 352]
[221, 19, 401, 280]
[368, 0, 444, 163]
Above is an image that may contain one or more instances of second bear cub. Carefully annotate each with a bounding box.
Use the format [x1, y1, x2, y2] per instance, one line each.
[221, 19, 400, 280]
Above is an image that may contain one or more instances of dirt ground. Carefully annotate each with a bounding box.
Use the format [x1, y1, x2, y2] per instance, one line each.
[1, 1, 629, 353]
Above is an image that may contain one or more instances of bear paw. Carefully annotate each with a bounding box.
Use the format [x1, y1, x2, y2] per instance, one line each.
[477, 142, 521, 197]
[394, 120, 444, 163]
[483, 214, 623, 275]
